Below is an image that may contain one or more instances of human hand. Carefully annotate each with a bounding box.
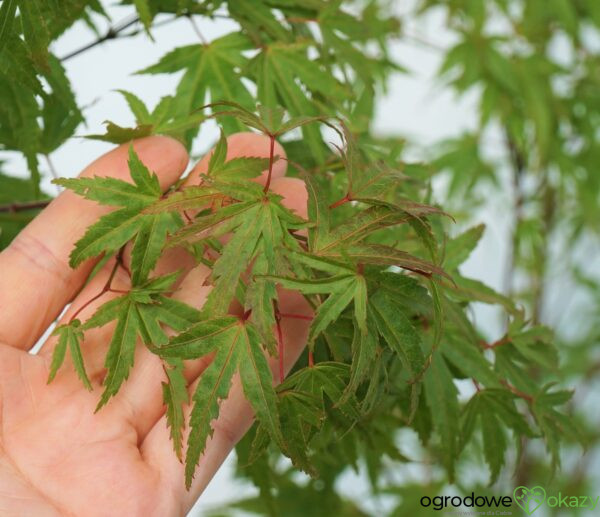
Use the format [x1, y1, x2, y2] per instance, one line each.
[0, 134, 311, 516]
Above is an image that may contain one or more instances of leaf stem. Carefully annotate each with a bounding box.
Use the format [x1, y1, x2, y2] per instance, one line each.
[500, 379, 534, 403]
[69, 247, 128, 323]
[481, 335, 511, 349]
[328, 194, 351, 209]
[263, 134, 276, 193]
[275, 315, 284, 384]
[187, 14, 207, 44]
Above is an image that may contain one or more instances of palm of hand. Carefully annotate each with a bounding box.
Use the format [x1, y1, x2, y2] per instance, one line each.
[0, 134, 311, 517]
[0, 343, 173, 516]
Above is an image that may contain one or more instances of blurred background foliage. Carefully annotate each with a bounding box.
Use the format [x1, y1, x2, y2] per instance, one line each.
[0, 0, 599, 515]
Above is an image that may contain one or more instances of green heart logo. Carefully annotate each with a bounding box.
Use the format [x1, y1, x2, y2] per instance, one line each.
[513, 486, 546, 515]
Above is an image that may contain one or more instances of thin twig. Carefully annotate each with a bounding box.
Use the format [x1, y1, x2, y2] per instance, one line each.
[188, 15, 207, 44]
[44, 154, 61, 195]
[69, 254, 121, 322]
[68, 247, 130, 323]
[60, 15, 140, 61]
[502, 130, 525, 303]
[481, 335, 511, 349]
[0, 200, 51, 213]
[44, 154, 59, 181]
[500, 379, 535, 403]
[119, 15, 180, 38]
[401, 31, 445, 52]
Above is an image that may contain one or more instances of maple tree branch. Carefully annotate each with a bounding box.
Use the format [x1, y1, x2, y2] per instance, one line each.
[60, 15, 141, 61]
[60, 11, 209, 62]
[0, 200, 51, 213]
[502, 130, 525, 299]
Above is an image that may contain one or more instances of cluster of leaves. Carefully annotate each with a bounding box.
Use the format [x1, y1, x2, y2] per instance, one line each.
[1, 0, 594, 514]
[50, 104, 577, 495]
[0, 0, 98, 190]
[403, 1, 600, 512]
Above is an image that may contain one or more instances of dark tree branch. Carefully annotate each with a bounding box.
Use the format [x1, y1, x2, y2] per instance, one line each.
[59, 13, 198, 62]
[502, 129, 525, 299]
[0, 200, 51, 213]
[60, 15, 141, 62]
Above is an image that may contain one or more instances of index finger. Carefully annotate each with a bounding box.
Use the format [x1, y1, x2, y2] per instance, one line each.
[0, 136, 189, 351]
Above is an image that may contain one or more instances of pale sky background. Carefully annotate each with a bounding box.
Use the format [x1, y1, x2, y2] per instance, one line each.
[2, 1, 597, 516]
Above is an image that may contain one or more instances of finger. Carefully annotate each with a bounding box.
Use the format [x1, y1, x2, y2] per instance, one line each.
[185, 132, 287, 186]
[141, 288, 312, 511]
[0, 137, 189, 351]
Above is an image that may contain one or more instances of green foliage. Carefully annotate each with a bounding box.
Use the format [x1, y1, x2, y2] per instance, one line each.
[1, 0, 596, 514]
[48, 320, 92, 390]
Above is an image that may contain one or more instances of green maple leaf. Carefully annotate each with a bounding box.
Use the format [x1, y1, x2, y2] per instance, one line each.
[371, 289, 425, 418]
[85, 92, 209, 145]
[443, 223, 485, 271]
[273, 388, 323, 474]
[342, 312, 379, 402]
[205, 129, 272, 181]
[228, 0, 291, 42]
[287, 362, 359, 420]
[0, 1, 18, 53]
[168, 189, 305, 318]
[47, 319, 92, 390]
[18, 0, 51, 69]
[254, 362, 360, 473]
[133, 0, 153, 33]
[249, 46, 330, 162]
[81, 273, 199, 410]
[84, 121, 154, 144]
[264, 266, 368, 342]
[137, 32, 254, 137]
[161, 358, 188, 460]
[246, 250, 278, 353]
[423, 351, 459, 481]
[55, 147, 182, 284]
[155, 316, 283, 488]
[304, 173, 448, 280]
[461, 389, 533, 484]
